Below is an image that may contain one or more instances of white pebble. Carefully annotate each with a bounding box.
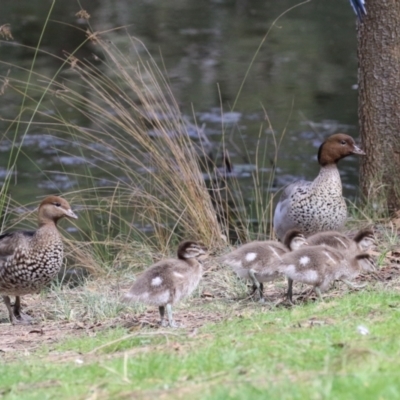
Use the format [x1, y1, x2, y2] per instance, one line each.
[357, 325, 369, 335]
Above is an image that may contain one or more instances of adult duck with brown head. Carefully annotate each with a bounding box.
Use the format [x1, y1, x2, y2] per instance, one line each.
[273, 134, 365, 241]
[0, 196, 78, 324]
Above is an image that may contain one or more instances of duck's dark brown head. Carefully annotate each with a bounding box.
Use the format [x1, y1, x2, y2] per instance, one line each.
[38, 196, 78, 226]
[177, 241, 207, 260]
[317, 134, 365, 166]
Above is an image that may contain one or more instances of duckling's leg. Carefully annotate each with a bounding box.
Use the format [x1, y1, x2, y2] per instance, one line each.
[248, 270, 264, 302]
[286, 278, 294, 304]
[250, 283, 258, 296]
[13, 296, 33, 323]
[159, 306, 167, 326]
[314, 287, 324, 302]
[166, 304, 179, 328]
[314, 287, 323, 301]
[341, 279, 367, 289]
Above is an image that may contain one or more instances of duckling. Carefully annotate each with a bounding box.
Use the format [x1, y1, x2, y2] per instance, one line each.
[123, 241, 207, 328]
[218, 230, 307, 301]
[307, 228, 374, 252]
[0, 196, 78, 324]
[307, 228, 375, 272]
[285, 228, 375, 302]
[273, 134, 365, 241]
[275, 245, 374, 301]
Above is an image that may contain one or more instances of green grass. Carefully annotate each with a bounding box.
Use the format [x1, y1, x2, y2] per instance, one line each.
[2, 289, 400, 399]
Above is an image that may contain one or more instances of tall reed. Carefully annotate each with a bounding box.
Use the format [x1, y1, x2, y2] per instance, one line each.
[0, 19, 281, 274]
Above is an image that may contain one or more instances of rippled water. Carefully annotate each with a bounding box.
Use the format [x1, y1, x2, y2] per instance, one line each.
[1, 0, 361, 208]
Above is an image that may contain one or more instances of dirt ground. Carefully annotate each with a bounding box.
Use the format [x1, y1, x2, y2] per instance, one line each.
[0, 291, 233, 361]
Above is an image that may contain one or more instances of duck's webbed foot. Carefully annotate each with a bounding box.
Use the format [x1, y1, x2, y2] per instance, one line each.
[3, 296, 33, 325]
[13, 296, 34, 324]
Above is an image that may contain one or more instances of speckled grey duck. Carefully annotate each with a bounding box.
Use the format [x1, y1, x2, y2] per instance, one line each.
[285, 228, 376, 302]
[218, 230, 307, 301]
[273, 134, 365, 241]
[0, 196, 78, 324]
[123, 241, 207, 328]
[275, 244, 375, 301]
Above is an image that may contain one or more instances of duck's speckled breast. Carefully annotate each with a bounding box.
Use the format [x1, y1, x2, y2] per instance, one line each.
[0, 228, 64, 295]
[288, 166, 347, 235]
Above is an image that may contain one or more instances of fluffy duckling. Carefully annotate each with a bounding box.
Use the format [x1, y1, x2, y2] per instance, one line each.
[124, 241, 207, 328]
[284, 228, 376, 302]
[273, 134, 365, 241]
[218, 230, 307, 301]
[307, 228, 375, 252]
[0, 196, 78, 324]
[307, 228, 375, 272]
[276, 245, 374, 301]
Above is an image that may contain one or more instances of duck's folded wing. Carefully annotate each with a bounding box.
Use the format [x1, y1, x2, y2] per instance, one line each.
[0, 231, 35, 258]
[273, 180, 310, 239]
[281, 180, 311, 199]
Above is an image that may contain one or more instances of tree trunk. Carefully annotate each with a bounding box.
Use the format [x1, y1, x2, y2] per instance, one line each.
[358, 0, 400, 212]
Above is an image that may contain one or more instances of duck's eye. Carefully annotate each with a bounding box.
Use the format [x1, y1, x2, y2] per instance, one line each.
[53, 202, 61, 207]
[340, 140, 347, 145]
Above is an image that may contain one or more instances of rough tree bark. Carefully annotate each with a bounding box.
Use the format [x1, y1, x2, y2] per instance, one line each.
[358, 0, 400, 212]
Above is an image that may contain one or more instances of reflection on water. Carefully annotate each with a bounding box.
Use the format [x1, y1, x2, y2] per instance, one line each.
[0, 0, 361, 209]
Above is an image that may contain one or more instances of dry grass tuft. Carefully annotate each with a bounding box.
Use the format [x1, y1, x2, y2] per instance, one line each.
[52, 34, 226, 255]
[0, 24, 280, 275]
[75, 10, 91, 20]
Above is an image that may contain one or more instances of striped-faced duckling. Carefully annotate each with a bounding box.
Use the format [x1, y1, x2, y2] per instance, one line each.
[273, 134, 365, 241]
[218, 230, 307, 302]
[283, 228, 376, 302]
[307, 228, 375, 270]
[123, 241, 207, 328]
[0, 196, 78, 324]
[276, 244, 374, 302]
[307, 228, 375, 252]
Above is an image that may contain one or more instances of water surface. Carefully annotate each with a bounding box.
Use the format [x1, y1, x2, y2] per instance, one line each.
[0, 0, 361, 212]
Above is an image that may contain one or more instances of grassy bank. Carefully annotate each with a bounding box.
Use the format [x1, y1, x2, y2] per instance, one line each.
[1, 286, 400, 399]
